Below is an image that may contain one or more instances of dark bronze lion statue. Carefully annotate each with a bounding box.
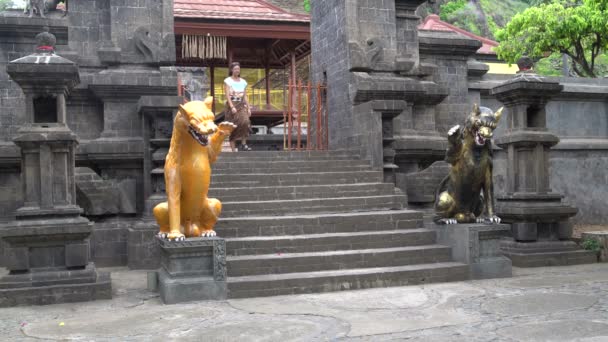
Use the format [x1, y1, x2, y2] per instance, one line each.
[434, 104, 504, 225]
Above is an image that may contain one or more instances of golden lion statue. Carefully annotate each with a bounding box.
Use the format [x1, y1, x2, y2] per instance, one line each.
[153, 97, 236, 240]
[434, 104, 504, 225]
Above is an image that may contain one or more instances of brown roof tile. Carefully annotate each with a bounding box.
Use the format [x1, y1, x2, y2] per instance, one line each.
[419, 14, 498, 55]
[174, 0, 310, 23]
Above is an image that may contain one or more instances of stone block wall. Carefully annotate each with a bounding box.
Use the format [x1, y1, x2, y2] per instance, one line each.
[418, 30, 483, 135]
[0, 1, 177, 267]
[310, 0, 350, 151]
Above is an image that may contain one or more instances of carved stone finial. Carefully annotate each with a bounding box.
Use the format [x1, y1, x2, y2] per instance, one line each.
[35, 26, 56, 53]
[516, 56, 535, 73]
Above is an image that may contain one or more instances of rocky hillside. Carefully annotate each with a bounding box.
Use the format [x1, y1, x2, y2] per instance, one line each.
[418, 0, 531, 40]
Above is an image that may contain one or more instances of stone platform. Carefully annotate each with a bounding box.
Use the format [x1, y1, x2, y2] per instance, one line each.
[501, 239, 597, 267]
[0, 217, 112, 307]
[157, 237, 227, 304]
[433, 223, 512, 279]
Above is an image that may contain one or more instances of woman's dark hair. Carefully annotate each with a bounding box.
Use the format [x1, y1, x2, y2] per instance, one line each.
[228, 62, 241, 76]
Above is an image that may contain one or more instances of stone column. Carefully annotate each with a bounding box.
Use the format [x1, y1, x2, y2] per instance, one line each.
[491, 70, 596, 267]
[0, 29, 111, 307]
[128, 95, 181, 270]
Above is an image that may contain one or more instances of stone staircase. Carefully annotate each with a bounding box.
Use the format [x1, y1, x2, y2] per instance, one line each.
[210, 151, 468, 298]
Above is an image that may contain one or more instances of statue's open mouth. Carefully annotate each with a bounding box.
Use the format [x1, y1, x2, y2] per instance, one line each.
[188, 126, 209, 146]
[475, 131, 486, 146]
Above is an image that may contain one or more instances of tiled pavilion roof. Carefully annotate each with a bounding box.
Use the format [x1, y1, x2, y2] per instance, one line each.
[419, 14, 498, 55]
[174, 0, 310, 23]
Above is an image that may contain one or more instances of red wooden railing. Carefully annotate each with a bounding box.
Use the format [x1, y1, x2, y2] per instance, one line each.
[284, 79, 328, 150]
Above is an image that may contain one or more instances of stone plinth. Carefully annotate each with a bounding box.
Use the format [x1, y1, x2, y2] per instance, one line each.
[0, 217, 111, 307]
[491, 74, 595, 267]
[157, 237, 227, 304]
[434, 223, 512, 279]
[500, 239, 597, 267]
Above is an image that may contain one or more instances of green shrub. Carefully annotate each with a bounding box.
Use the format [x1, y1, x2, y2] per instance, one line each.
[581, 238, 602, 253]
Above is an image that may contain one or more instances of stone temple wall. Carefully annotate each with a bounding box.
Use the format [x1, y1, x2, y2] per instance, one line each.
[1, 0, 607, 268]
[312, 0, 608, 225]
[474, 75, 608, 224]
[0, 0, 178, 266]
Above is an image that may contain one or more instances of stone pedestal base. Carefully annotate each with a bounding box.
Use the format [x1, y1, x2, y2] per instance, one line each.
[501, 239, 597, 267]
[157, 237, 227, 304]
[434, 223, 512, 279]
[0, 217, 112, 307]
[0, 265, 111, 307]
[127, 221, 160, 270]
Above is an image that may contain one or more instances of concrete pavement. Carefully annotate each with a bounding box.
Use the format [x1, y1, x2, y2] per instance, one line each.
[1, 263, 607, 341]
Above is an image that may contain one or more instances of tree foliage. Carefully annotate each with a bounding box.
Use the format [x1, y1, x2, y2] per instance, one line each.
[495, 0, 608, 77]
[0, 0, 15, 11]
[303, 0, 310, 12]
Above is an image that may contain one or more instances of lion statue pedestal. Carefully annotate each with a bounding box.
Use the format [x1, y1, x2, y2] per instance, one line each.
[153, 97, 234, 303]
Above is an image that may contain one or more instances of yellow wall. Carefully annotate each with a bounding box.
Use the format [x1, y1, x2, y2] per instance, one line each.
[213, 68, 286, 113]
[486, 62, 519, 75]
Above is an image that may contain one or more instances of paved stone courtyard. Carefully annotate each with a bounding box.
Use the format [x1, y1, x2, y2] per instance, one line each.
[0, 263, 606, 341]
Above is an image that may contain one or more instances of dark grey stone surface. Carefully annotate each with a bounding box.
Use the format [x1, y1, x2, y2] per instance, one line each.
[127, 223, 160, 270]
[433, 223, 512, 279]
[157, 237, 227, 304]
[0, 270, 111, 307]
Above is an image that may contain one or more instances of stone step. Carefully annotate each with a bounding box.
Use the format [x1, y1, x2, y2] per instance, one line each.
[216, 151, 360, 160]
[156, 154, 361, 163]
[227, 245, 453, 277]
[213, 159, 370, 171]
[225, 229, 437, 256]
[209, 183, 397, 202]
[215, 210, 424, 238]
[213, 164, 371, 174]
[221, 195, 407, 217]
[227, 262, 469, 298]
[211, 171, 384, 186]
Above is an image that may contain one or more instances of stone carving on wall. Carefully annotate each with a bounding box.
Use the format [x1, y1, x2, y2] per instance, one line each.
[178, 68, 208, 102]
[349, 37, 384, 71]
[24, 0, 46, 18]
[75, 167, 137, 216]
[434, 104, 504, 225]
[24, 0, 66, 18]
[133, 26, 160, 62]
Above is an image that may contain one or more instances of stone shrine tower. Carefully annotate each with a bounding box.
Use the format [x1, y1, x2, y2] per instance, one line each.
[491, 63, 597, 267]
[0, 28, 111, 307]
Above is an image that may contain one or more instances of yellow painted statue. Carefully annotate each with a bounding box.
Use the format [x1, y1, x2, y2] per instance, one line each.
[153, 97, 236, 240]
[434, 104, 504, 225]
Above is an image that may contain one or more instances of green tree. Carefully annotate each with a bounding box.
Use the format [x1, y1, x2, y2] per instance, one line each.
[495, 0, 608, 77]
[303, 0, 310, 12]
[0, 0, 15, 11]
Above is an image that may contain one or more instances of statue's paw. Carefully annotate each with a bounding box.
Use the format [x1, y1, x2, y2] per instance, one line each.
[448, 125, 460, 136]
[157, 232, 168, 239]
[438, 218, 458, 225]
[477, 216, 502, 224]
[167, 232, 185, 241]
[201, 230, 217, 237]
[218, 121, 237, 135]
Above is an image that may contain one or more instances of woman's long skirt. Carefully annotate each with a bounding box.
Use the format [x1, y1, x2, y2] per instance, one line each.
[224, 102, 250, 142]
